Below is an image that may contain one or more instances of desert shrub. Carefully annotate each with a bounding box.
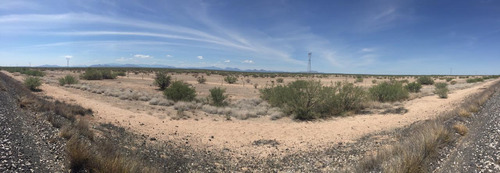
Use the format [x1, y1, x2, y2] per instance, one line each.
[466, 78, 484, 83]
[209, 87, 227, 107]
[261, 80, 366, 120]
[164, 81, 196, 102]
[450, 80, 457, 85]
[24, 76, 42, 91]
[115, 71, 126, 76]
[276, 78, 284, 83]
[434, 82, 449, 98]
[197, 76, 206, 84]
[445, 78, 453, 82]
[320, 82, 366, 115]
[417, 76, 434, 85]
[369, 81, 409, 102]
[100, 70, 117, 79]
[80, 69, 117, 80]
[59, 75, 79, 86]
[23, 69, 46, 76]
[355, 77, 363, 83]
[224, 76, 238, 84]
[372, 79, 377, 84]
[405, 82, 422, 93]
[80, 69, 102, 80]
[153, 72, 171, 90]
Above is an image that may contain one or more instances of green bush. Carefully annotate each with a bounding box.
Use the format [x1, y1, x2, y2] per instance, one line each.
[115, 71, 126, 76]
[260, 80, 366, 120]
[369, 81, 409, 102]
[100, 70, 117, 79]
[153, 72, 171, 90]
[445, 78, 453, 82]
[80, 69, 103, 80]
[450, 80, 457, 85]
[417, 76, 434, 85]
[434, 82, 449, 98]
[276, 78, 284, 83]
[164, 81, 196, 102]
[209, 87, 227, 107]
[372, 79, 377, 84]
[80, 69, 117, 80]
[59, 75, 79, 86]
[197, 76, 206, 84]
[24, 76, 42, 91]
[466, 78, 484, 83]
[224, 76, 238, 84]
[405, 82, 422, 93]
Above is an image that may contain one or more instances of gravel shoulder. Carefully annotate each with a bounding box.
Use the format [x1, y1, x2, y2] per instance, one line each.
[0, 75, 67, 172]
[436, 91, 500, 172]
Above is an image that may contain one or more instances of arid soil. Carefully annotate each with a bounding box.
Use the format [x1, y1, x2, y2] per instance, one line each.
[2, 70, 500, 172]
[4, 71, 498, 157]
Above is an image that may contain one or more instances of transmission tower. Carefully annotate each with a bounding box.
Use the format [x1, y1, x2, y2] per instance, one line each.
[66, 58, 70, 67]
[308, 52, 312, 73]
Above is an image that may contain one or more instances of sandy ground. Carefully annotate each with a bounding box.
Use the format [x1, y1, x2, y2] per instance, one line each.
[5, 70, 497, 158]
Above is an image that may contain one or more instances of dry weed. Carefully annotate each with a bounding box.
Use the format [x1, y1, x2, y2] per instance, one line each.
[453, 123, 468, 136]
[458, 108, 471, 118]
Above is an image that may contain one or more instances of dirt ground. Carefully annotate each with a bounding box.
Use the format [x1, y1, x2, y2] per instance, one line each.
[5, 70, 497, 158]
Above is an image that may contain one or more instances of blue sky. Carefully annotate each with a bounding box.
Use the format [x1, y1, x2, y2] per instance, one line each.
[1, 0, 499, 74]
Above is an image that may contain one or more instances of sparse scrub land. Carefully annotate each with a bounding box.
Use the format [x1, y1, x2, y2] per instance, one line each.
[4, 67, 45, 76]
[466, 78, 484, 83]
[369, 81, 408, 102]
[417, 76, 435, 85]
[24, 76, 42, 91]
[58, 75, 79, 86]
[164, 81, 196, 102]
[405, 82, 422, 93]
[224, 75, 238, 84]
[80, 69, 118, 80]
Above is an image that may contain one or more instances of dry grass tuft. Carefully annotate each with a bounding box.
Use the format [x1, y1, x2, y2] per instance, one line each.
[458, 108, 472, 118]
[468, 104, 479, 113]
[67, 136, 92, 172]
[359, 121, 452, 173]
[453, 123, 468, 136]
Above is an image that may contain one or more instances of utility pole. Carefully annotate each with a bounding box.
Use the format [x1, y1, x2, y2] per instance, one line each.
[66, 58, 70, 67]
[308, 52, 312, 73]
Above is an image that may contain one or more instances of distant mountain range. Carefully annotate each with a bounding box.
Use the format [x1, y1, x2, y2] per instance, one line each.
[36, 64, 289, 73]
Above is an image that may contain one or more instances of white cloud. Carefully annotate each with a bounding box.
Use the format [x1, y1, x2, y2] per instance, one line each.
[197, 56, 203, 60]
[224, 60, 230, 63]
[134, 54, 151, 58]
[63, 55, 72, 59]
[166, 54, 173, 58]
[242, 60, 254, 64]
[361, 48, 375, 52]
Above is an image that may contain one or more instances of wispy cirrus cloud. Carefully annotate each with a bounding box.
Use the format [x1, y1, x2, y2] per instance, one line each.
[134, 54, 152, 59]
[197, 56, 203, 60]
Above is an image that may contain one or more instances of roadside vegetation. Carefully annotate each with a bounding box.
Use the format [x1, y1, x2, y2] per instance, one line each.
[417, 76, 435, 85]
[24, 76, 42, 91]
[357, 80, 500, 172]
[1, 72, 156, 172]
[224, 75, 238, 84]
[58, 75, 79, 86]
[369, 81, 409, 102]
